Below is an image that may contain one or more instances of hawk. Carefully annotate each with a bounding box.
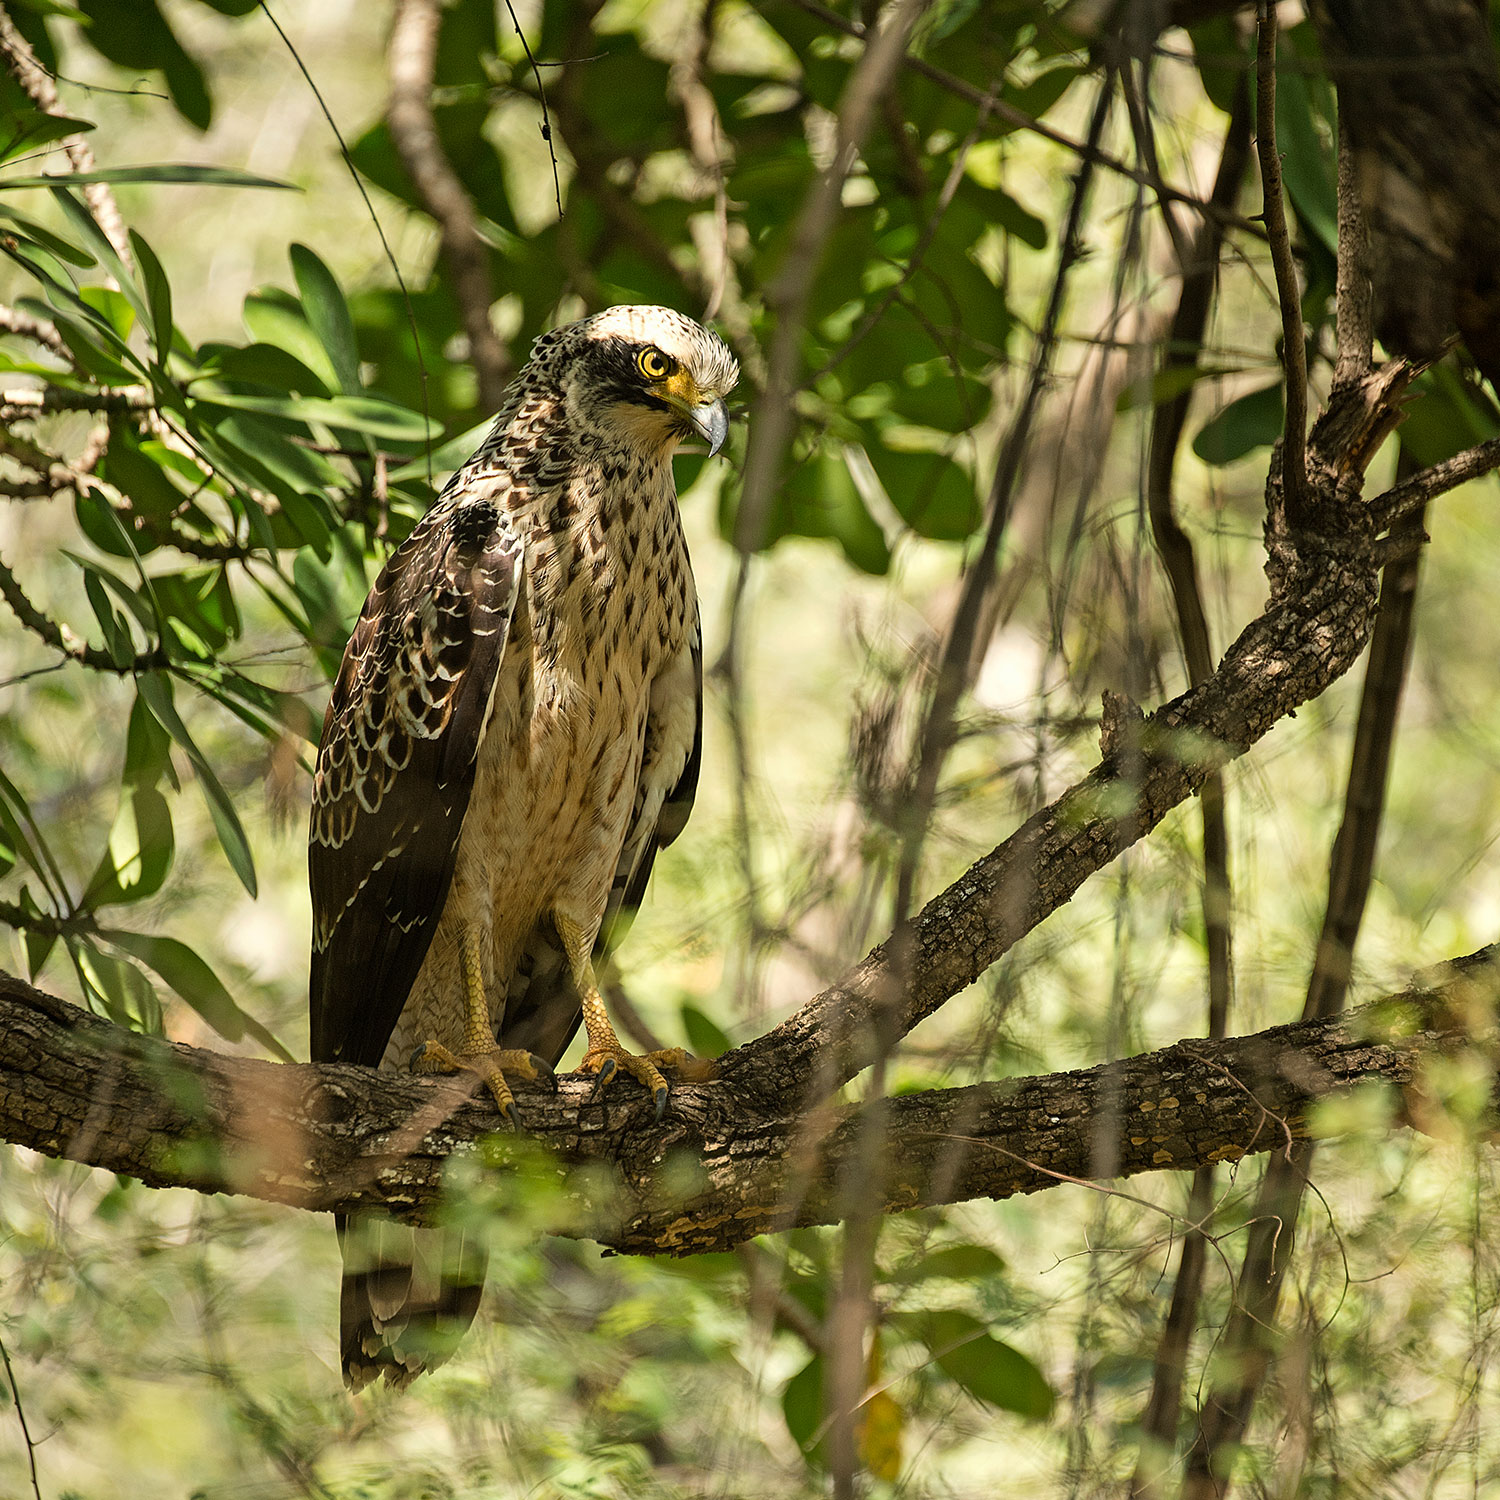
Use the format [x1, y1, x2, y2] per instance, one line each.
[308, 305, 738, 1389]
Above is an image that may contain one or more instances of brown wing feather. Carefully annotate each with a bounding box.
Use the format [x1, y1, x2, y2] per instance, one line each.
[308, 490, 521, 1067]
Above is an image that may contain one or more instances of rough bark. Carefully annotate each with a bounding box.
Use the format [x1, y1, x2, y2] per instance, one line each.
[2, 955, 1496, 1255]
[1310, 0, 1500, 386]
[5, 351, 1498, 1255]
[724, 358, 1422, 1112]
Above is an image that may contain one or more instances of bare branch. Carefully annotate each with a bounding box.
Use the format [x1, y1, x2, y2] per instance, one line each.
[0, 387, 152, 419]
[1255, 2, 1309, 520]
[0, 551, 166, 674]
[387, 0, 513, 411]
[1368, 437, 1500, 533]
[727, 358, 1421, 1113]
[0, 2, 134, 274]
[733, 0, 931, 559]
[0, 302, 68, 360]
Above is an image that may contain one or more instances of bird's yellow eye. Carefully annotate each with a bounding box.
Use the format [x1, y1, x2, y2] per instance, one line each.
[636, 347, 674, 381]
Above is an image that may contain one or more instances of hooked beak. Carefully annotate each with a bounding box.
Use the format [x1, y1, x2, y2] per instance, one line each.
[685, 396, 730, 457]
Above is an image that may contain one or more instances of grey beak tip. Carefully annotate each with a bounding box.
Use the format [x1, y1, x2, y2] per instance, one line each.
[698, 399, 730, 458]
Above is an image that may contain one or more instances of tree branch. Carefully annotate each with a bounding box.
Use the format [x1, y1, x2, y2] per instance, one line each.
[387, 0, 513, 411]
[0, 2, 133, 275]
[1, 954, 1495, 1254]
[725, 357, 1424, 1115]
[0, 551, 167, 673]
[788, 0, 1266, 240]
[1255, 2, 1309, 520]
[0, 387, 152, 419]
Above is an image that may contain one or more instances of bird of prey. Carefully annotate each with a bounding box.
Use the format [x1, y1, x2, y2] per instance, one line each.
[308, 304, 738, 1389]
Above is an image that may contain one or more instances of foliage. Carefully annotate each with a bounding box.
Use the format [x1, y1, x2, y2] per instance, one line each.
[1, 1, 1500, 1497]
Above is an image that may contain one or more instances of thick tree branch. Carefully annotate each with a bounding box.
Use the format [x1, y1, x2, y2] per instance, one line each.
[1311, 0, 1500, 387]
[1, 955, 1495, 1254]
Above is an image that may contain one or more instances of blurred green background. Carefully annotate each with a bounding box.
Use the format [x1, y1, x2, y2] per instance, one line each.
[2, 1, 1500, 1494]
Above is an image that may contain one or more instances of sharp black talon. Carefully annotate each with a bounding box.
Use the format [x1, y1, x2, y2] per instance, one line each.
[530, 1053, 558, 1092]
[588, 1057, 617, 1101]
[408, 1043, 430, 1072]
[653, 1084, 669, 1122]
[503, 1098, 521, 1131]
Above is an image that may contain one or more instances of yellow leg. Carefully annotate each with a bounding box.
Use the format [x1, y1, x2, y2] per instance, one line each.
[409, 925, 556, 1127]
[555, 913, 716, 1119]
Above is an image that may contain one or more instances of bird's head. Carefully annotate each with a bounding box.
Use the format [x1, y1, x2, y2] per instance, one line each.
[538, 305, 739, 460]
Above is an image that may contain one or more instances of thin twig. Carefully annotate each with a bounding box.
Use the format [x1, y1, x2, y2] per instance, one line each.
[891, 77, 1114, 942]
[1131, 80, 1252, 1496]
[0, 1333, 42, 1500]
[501, 0, 563, 220]
[1254, 1, 1309, 520]
[732, 0, 932, 562]
[259, 0, 434, 490]
[787, 0, 1267, 241]
[387, 0, 513, 411]
[671, 0, 731, 321]
[810, 81, 1000, 385]
[0, 3, 132, 276]
[0, 552, 165, 674]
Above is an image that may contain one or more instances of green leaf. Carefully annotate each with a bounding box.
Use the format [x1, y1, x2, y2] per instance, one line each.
[129, 230, 173, 363]
[242, 292, 341, 391]
[47, 188, 148, 326]
[900, 1310, 1053, 1419]
[868, 444, 980, 541]
[888, 363, 994, 432]
[0, 203, 95, 266]
[82, 566, 135, 666]
[100, 930, 240, 1042]
[782, 1355, 827, 1467]
[1399, 365, 1500, 467]
[135, 673, 258, 898]
[86, 783, 174, 906]
[290, 242, 361, 395]
[0, 165, 297, 190]
[774, 446, 891, 575]
[199, 340, 332, 399]
[1274, 32, 1338, 254]
[101, 421, 185, 520]
[189, 386, 436, 442]
[77, 285, 136, 341]
[1115, 363, 1242, 413]
[885, 1243, 1006, 1284]
[1191, 381, 1285, 465]
[0, 108, 94, 167]
[71, 938, 162, 1033]
[680, 1003, 731, 1059]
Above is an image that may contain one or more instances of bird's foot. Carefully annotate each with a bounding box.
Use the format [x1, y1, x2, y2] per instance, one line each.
[409, 1041, 557, 1128]
[577, 1043, 717, 1120]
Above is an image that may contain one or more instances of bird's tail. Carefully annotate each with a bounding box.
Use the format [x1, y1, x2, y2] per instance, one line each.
[336, 1214, 488, 1391]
